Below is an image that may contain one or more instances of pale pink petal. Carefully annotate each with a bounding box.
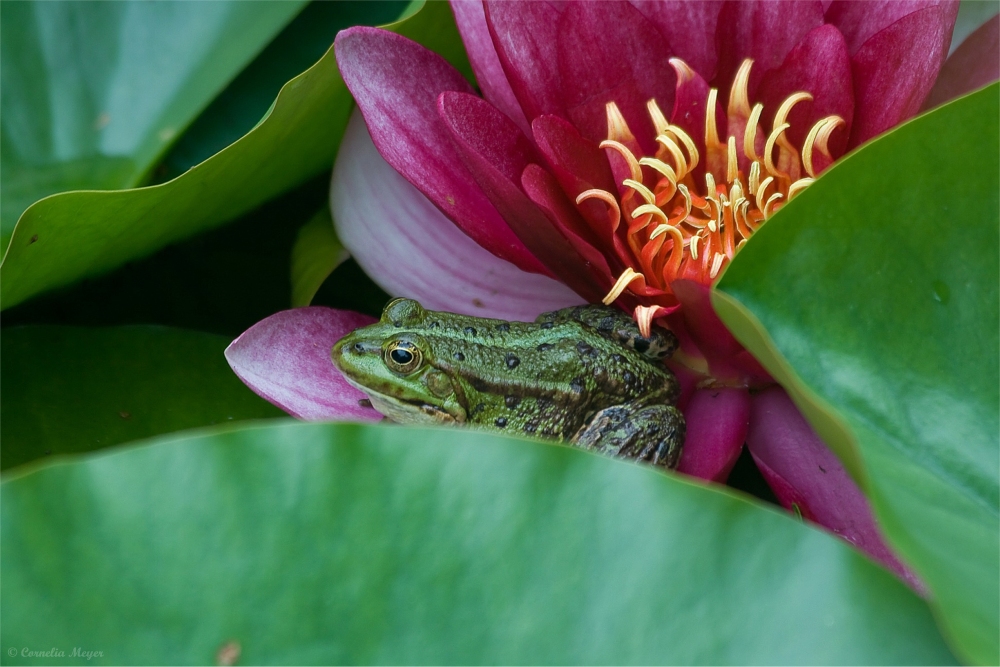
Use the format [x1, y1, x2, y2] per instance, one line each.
[335, 27, 546, 275]
[331, 110, 584, 321]
[747, 387, 923, 590]
[677, 387, 751, 482]
[450, 0, 531, 136]
[922, 13, 1000, 110]
[225, 307, 381, 422]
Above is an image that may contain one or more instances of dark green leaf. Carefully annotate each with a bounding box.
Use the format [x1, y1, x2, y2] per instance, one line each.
[0, 0, 307, 249]
[291, 208, 348, 307]
[0, 1, 469, 311]
[1, 421, 955, 664]
[0, 326, 282, 471]
[714, 84, 999, 665]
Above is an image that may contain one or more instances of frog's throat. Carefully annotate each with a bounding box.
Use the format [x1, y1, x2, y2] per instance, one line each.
[342, 376, 461, 426]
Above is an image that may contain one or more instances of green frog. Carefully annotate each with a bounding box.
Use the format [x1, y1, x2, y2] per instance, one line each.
[332, 299, 685, 469]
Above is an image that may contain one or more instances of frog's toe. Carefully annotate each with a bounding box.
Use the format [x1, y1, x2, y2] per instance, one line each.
[573, 404, 685, 470]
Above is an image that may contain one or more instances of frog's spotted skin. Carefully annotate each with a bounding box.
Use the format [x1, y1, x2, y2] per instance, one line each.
[332, 299, 685, 469]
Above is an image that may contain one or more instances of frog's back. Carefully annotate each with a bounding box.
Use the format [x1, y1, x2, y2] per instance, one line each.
[411, 310, 678, 440]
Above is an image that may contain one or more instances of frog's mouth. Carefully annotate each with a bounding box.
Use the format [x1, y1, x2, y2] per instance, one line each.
[341, 375, 462, 426]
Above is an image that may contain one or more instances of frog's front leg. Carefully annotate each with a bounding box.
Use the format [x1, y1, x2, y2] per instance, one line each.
[572, 401, 685, 469]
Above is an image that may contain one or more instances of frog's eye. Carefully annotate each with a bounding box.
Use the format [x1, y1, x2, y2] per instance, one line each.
[385, 341, 423, 374]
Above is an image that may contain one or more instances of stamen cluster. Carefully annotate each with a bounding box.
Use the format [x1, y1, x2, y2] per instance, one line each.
[579, 58, 844, 332]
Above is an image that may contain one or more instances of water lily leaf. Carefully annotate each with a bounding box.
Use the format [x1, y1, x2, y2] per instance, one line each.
[0, 0, 471, 311]
[714, 83, 999, 665]
[1, 421, 955, 665]
[0, 0, 308, 250]
[291, 208, 348, 307]
[159, 1, 408, 181]
[0, 326, 282, 472]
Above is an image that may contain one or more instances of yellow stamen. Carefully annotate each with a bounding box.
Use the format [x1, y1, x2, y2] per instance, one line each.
[667, 124, 700, 172]
[689, 233, 701, 260]
[744, 103, 764, 161]
[764, 123, 790, 177]
[749, 161, 761, 195]
[763, 192, 784, 218]
[599, 140, 642, 181]
[755, 176, 774, 207]
[639, 157, 677, 185]
[623, 178, 655, 205]
[605, 101, 635, 143]
[706, 88, 721, 148]
[646, 99, 670, 136]
[787, 178, 814, 200]
[603, 268, 643, 304]
[773, 92, 813, 130]
[576, 189, 622, 228]
[649, 223, 683, 243]
[656, 134, 688, 177]
[633, 204, 669, 225]
[802, 115, 845, 178]
[726, 136, 738, 182]
[710, 252, 725, 279]
[728, 59, 753, 119]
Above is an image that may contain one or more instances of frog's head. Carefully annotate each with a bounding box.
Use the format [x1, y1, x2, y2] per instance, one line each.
[331, 299, 466, 425]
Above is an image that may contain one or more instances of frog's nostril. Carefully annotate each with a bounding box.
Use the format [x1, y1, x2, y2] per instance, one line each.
[353, 342, 365, 353]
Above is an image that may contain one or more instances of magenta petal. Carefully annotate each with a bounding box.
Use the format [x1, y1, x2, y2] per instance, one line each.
[335, 27, 546, 275]
[483, 0, 568, 122]
[755, 25, 854, 157]
[630, 1, 724, 79]
[225, 307, 381, 422]
[923, 13, 1000, 110]
[825, 0, 955, 55]
[332, 111, 584, 320]
[747, 387, 922, 589]
[671, 280, 744, 360]
[677, 387, 751, 482]
[439, 91, 607, 302]
[556, 1, 676, 153]
[450, 0, 531, 136]
[847, 4, 958, 147]
[714, 0, 825, 95]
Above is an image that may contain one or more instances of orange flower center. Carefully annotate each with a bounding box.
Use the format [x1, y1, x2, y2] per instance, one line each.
[578, 58, 844, 332]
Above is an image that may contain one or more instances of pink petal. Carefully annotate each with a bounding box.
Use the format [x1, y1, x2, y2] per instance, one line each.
[846, 4, 959, 147]
[629, 1, 724, 79]
[677, 387, 751, 482]
[755, 24, 854, 159]
[438, 91, 607, 302]
[922, 13, 1000, 110]
[520, 163, 615, 289]
[450, 0, 531, 136]
[331, 110, 584, 321]
[713, 0, 825, 96]
[825, 0, 956, 55]
[669, 61, 724, 182]
[225, 307, 381, 422]
[483, 0, 568, 122]
[747, 387, 923, 590]
[334, 26, 547, 275]
[555, 1, 677, 154]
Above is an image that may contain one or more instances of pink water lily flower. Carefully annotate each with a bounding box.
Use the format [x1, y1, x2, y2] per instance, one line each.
[227, 1, 998, 588]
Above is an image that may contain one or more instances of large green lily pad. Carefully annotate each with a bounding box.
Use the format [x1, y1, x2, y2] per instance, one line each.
[0, 326, 282, 471]
[1, 421, 955, 665]
[0, 0, 307, 249]
[714, 83, 999, 665]
[0, 0, 470, 310]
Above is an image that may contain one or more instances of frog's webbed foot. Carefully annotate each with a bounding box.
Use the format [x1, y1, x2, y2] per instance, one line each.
[535, 305, 677, 360]
[572, 403, 685, 470]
